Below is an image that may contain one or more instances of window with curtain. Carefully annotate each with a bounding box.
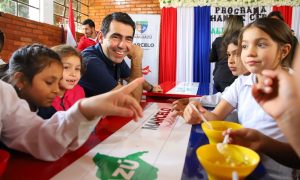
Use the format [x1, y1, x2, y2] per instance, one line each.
[0, 0, 40, 21]
[53, 0, 89, 32]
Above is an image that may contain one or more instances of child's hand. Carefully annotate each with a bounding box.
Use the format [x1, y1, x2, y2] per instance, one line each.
[171, 98, 189, 117]
[183, 101, 207, 124]
[127, 44, 143, 60]
[152, 85, 163, 93]
[79, 77, 144, 121]
[252, 69, 298, 120]
[223, 128, 266, 152]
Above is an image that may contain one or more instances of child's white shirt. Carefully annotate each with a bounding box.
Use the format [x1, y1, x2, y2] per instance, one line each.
[222, 73, 286, 141]
[222, 73, 295, 180]
[0, 80, 100, 161]
[189, 92, 222, 108]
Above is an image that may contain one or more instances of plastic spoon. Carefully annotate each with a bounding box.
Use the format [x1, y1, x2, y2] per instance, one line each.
[217, 131, 230, 154]
[232, 171, 239, 180]
[190, 104, 213, 129]
[217, 130, 248, 166]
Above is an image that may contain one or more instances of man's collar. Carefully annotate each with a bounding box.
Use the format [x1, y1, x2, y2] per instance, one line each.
[97, 43, 118, 67]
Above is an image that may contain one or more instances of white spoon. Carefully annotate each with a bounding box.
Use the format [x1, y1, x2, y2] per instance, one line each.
[232, 171, 239, 180]
[217, 131, 230, 154]
[190, 104, 213, 129]
[217, 129, 248, 167]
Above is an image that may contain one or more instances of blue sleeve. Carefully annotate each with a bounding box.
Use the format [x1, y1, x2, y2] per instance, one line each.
[120, 60, 131, 78]
[79, 53, 118, 97]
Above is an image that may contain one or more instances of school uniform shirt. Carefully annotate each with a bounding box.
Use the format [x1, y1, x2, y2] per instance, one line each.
[189, 87, 238, 123]
[189, 92, 222, 108]
[79, 43, 130, 97]
[222, 74, 295, 180]
[0, 80, 100, 161]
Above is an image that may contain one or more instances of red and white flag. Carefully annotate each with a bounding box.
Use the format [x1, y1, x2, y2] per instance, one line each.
[66, 0, 77, 47]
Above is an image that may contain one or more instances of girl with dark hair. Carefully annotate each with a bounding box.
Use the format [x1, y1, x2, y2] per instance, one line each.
[210, 15, 244, 92]
[184, 18, 298, 178]
[1, 44, 63, 112]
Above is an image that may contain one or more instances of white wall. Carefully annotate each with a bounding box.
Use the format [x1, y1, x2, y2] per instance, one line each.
[40, 0, 53, 24]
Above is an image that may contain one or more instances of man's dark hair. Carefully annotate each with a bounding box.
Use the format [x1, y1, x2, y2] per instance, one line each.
[100, 12, 135, 37]
[0, 30, 4, 52]
[82, 19, 95, 28]
[267, 11, 284, 21]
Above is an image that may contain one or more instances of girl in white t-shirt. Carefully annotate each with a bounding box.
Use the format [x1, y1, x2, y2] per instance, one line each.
[184, 18, 299, 179]
[172, 30, 248, 122]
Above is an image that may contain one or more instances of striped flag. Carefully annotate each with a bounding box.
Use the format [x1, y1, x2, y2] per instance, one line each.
[66, 0, 77, 47]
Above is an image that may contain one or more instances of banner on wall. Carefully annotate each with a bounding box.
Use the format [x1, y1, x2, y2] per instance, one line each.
[126, 14, 161, 85]
[210, 6, 272, 43]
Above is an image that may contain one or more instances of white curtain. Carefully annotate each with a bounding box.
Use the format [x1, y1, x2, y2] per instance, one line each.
[176, 7, 194, 82]
[292, 6, 300, 41]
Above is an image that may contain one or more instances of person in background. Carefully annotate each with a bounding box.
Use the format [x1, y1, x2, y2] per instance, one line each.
[184, 18, 296, 179]
[267, 10, 284, 21]
[172, 30, 248, 117]
[210, 15, 244, 92]
[79, 12, 162, 101]
[77, 19, 98, 51]
[0, 45, 144, 161]
[38, 45, 85, 119]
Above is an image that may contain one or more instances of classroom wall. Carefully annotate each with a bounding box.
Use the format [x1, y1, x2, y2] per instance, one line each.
[89, 0, 161, 30]
[0, 12, 82, 62]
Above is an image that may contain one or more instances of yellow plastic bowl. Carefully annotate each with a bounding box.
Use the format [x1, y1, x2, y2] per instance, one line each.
[202, 121, 243, 144]
[196, 144, 260, 180]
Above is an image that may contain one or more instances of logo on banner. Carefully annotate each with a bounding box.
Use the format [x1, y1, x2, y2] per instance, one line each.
[210, 6, 269, 36]
[142, 65, 152, 75]
[142, 108, 175, 130]
[136, 21, 148, 33]
[93, 151, 158, 180]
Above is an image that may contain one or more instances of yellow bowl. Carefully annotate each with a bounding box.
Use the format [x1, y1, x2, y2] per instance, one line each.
[202, 121, 243, 144]
[196, 144, 260, 180]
